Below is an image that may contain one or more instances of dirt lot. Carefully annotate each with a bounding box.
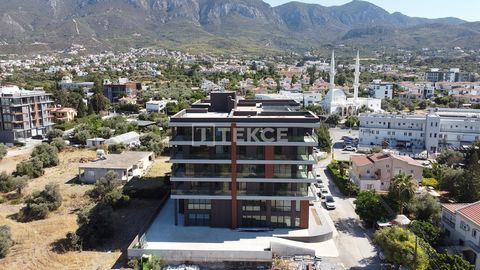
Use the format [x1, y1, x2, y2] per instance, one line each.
[0, 149, 170, 270]
[0, 152, 31, 174]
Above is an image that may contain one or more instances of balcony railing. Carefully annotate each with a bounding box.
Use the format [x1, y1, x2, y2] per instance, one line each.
[442, 216, 455, 228]
[237, 188, 309, 197]
[172, 168, 231, 178]
[171, 188, 231, 196]
[171, 152, 230, 160]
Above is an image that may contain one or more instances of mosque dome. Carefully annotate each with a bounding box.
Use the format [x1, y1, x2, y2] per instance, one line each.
[323, 88, 347, 105]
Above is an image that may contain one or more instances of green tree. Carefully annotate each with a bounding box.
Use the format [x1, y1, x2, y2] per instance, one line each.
[90, 93, 110, 113]
[429, 251, 475, 270]
[389, 173, 417, 214]
[46, 129, 64, 141]
[325, 114, 340, 126]
[354, 190, 390, 227]
[437, 150, 464, 167]
[0, 144, 7, 160]
[50, 138, 66, 152]
[0, 225, 14, 258]
[344, 116, 359, 128]
[374, 226, 429, 270]
[86, 171, 121, 202]
[408, 221, 441, 247]
[31, 144, 59, 168]
[315, 123, 332, 153]
[407, 194, 441, 223]
[0, 171, 14, 193]
[19, 183, 62, 221]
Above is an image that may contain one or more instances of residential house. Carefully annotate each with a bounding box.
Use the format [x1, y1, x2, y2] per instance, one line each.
[78, 151, 155, 183]
[103, 78, 141, 103]
[349, 152, 423, 191]
[50, 107, 77, 123]
[441, 202, 480, 269]
[368, 80, 393, 100]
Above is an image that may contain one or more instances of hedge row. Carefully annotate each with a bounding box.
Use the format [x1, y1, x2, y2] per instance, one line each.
[327, 160, 359, 197]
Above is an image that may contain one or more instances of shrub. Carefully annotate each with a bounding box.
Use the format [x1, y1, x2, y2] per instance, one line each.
[64, 231, 82, 251]
[0, 225, 14, 258]
[108, 143, 126, 154]
[327, 161, 359, 196]
[0, 144, 7, 160]
[421, 178, 439, 189]
[46, 129, 64, 141]
[103, 189, 130, 209]
[19, 183, 62, 221]
[97, 127, 113, 139]
[86, 171, 121, 202]
[31, 144, 59, 168]
[15, 157, 44, 178]
[50, 137, 67, 152]
[140, 133, 165, 155]
[76, 203, 114, 249]
[408, 220, 441, 247]
[0, 171, 14, 193]
[73, 130, 92, 144]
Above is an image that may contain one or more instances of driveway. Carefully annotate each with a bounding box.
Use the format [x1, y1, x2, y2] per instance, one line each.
[315, 142, 381, 269]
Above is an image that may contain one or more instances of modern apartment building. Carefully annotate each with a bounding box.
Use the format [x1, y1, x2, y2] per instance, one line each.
[169, 92, 319, 229]
[441, 202, 480, 269]
[425, 68, 474, 83]
[350, 152, 423, 191]
[0, 86, 53, 143]
[103, 78, 141, 103]
[359, 108, 480, 153]
[368, 79, 393, 100]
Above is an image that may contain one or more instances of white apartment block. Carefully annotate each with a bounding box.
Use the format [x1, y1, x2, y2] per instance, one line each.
[359, 108, 480, 153]
[368, 79, 393, 100]
[441, 202, 480, 269]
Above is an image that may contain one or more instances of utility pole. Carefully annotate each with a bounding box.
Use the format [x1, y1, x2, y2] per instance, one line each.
[414, 234, 418, 270]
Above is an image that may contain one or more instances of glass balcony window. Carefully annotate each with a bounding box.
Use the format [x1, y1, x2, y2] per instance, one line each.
[172, 182, 231, 196]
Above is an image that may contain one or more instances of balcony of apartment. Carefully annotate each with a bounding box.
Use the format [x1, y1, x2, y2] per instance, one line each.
[236, 153, 315, 165]
[171, 182, 231, 200]
[170, 165, 231, 182]
[237, 183, 315, 200]
[236, 134, 318, 147]
[170, 152, 231, 164]
[238, 171, 315, 184]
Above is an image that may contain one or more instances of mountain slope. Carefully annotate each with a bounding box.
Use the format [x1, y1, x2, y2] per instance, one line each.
[0, 0, 477, 53]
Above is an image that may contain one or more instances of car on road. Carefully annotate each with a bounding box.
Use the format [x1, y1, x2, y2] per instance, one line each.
[319, 188, 330, 199]
[316, 172, 322, 178]
[343, 145, 357, 152]
[314, 182, 324, 189]
[324, 195, 336, 210]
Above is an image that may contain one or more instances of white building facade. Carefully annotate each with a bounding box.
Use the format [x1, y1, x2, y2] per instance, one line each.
[368, 80, 393, 100]
[359, 108, 480, 153]
[146, 100, 167, 112]
[441, 202, 480, 270]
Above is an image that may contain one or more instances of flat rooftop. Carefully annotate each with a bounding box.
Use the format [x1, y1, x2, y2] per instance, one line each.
[78, 151, 153, 169]
[170, 92, 319, 123]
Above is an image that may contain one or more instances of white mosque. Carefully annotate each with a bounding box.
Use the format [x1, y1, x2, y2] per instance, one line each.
[322, 51, 382, 115]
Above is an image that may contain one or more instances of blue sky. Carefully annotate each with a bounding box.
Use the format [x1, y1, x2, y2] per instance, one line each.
[264, 0, 479, 22]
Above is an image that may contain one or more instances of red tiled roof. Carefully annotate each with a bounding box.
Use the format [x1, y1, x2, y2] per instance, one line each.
[457, 201, 480, 226]
[442, 203, 469, 213]
[351, 155, 372, 167]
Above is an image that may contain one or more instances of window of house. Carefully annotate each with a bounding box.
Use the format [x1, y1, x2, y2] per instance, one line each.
[473, 229, 478, 238]
[242, 200, 266, 212]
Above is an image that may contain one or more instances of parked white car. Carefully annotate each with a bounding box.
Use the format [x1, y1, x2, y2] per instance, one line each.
[324, 195, 336, 210]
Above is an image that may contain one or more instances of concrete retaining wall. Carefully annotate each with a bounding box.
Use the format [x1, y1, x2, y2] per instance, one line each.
[127, 248, 272, 262]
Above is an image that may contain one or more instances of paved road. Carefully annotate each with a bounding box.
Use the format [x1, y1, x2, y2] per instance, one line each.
[314, 128, 381, 270]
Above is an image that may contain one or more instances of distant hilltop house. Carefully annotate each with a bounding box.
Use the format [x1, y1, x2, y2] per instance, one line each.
[146, 99, 167, 113]
[50, 107, 77, 123]
[0, 85, 53, 143]
[103, 78, 141, 103]
[350, 152, 423, 191]
[78, 151, 155, 183]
